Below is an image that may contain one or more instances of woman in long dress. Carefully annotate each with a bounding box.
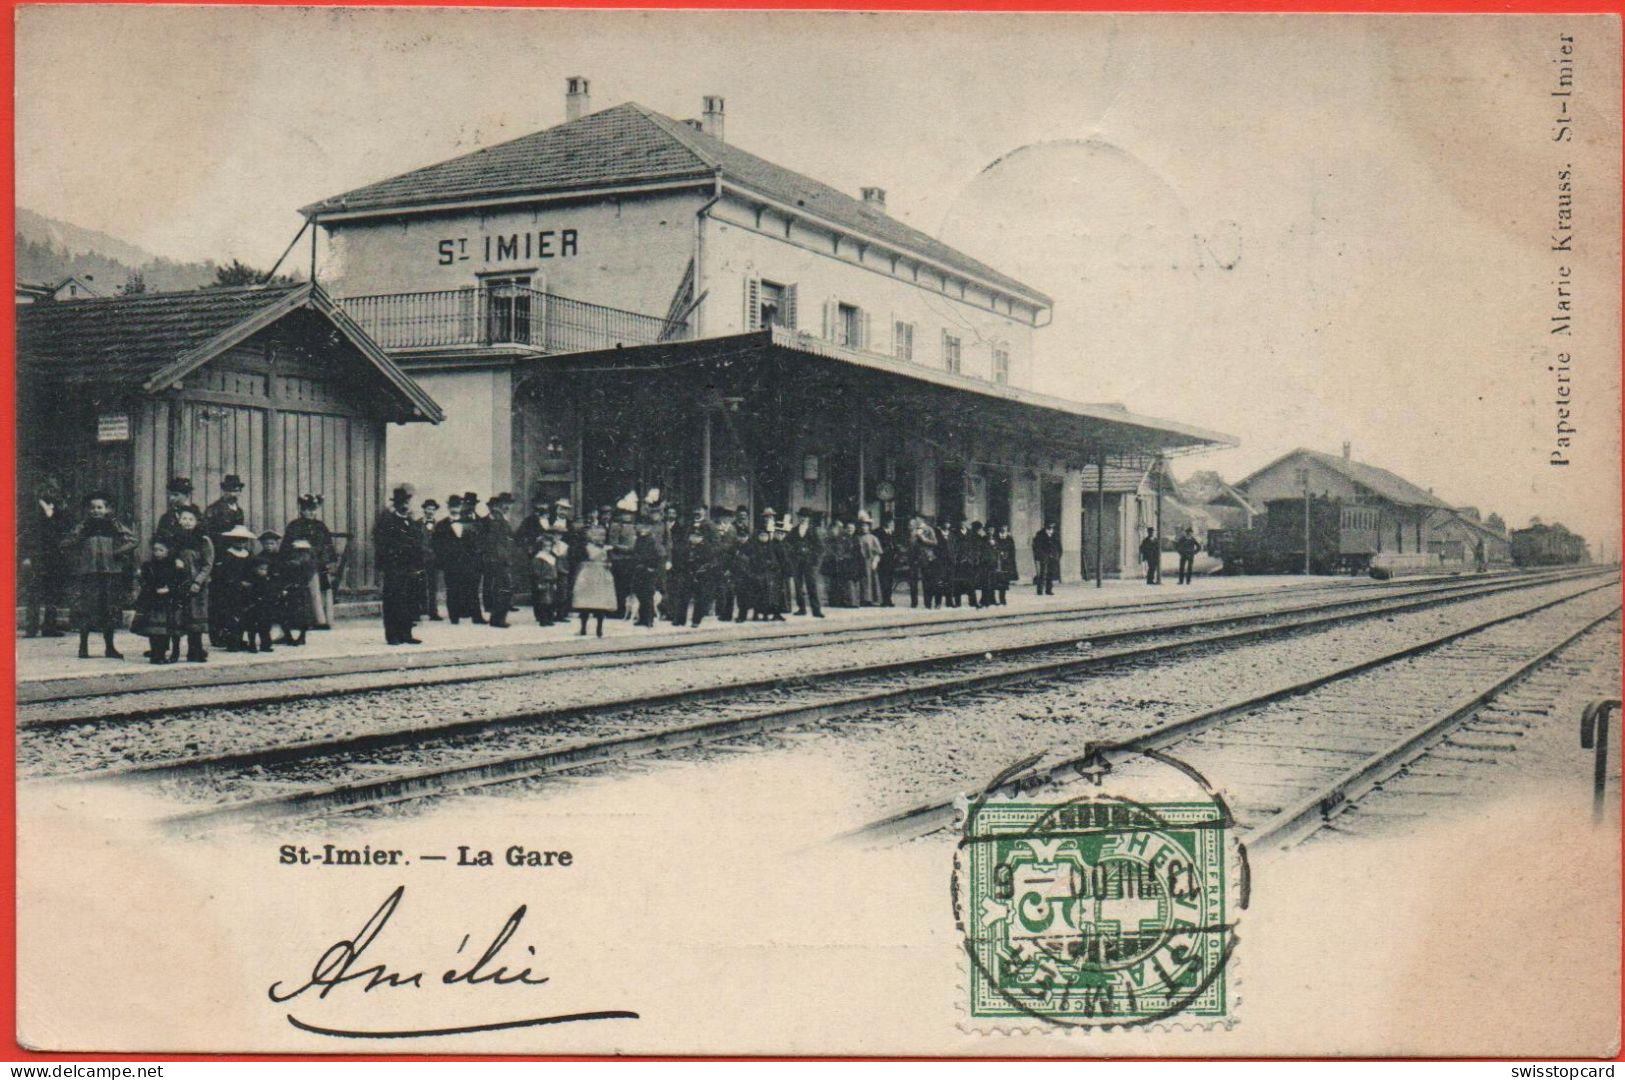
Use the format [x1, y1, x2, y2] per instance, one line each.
[283, 493, 338, 628]
[571, 521, 618, 638]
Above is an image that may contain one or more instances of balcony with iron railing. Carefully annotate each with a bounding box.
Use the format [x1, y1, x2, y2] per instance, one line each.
[336, 285, 688, 354]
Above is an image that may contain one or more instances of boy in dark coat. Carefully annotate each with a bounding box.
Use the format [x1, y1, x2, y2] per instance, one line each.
[66, 492, 138, 659]
[247, 530, 282, 652]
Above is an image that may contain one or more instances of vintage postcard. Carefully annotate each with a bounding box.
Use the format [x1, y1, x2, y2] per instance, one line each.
[11, 7, 1623, 1056]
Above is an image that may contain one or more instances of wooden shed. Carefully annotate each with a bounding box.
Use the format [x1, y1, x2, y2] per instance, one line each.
[16, 283, 442, 593]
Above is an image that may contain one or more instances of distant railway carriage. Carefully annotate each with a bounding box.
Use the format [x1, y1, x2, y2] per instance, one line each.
[1211, 496, 1410, 575]
[1510, 522, 1589, 567]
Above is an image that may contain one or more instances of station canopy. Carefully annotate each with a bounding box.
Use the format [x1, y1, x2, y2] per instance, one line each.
[515, 328, 1237, 470]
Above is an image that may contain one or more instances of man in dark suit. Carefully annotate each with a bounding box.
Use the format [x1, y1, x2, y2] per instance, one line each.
[1140, 527, 1161, 585]
[480, 492, 517, 628]
[20, 480, 72, 637]
[787, 508, 825, 617]
[375, 484, 425, 645]
[434, 493, 485, 624]
[876, 516, 899, 607]
[1032, 522, 1060, 595]
[418, 498, 442, 619]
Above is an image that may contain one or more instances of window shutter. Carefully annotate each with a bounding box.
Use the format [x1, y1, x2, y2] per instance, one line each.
[860, 310, 872, 351]
[822, 300, 835, 341]
[744, 276, 761, 331]
[783, 284, 798, 331]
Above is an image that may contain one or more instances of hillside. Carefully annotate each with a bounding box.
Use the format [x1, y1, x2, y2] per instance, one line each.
[14, 207, 288, 294]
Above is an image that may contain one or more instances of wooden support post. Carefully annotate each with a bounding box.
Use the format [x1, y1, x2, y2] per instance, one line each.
[701, 409, 713, 510]
[1094, 445, 1105, 589]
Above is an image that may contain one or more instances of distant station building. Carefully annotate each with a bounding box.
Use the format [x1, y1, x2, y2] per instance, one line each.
[1426, 506, 1512, 567]
[15, 283, 443, 590]
[1237, 446, 1450, 562]
[1236, 444, 1517, 574]
[304, 79, 1235, 580]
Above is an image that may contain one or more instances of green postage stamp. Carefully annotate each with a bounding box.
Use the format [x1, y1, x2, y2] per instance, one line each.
[957, 790, 1240, 1031]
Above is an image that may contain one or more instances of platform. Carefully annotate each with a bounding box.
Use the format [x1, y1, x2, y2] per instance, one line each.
[15, 573, 1359, 702]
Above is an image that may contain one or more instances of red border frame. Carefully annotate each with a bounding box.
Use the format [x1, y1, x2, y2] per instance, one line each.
[3, 0, 1622, 1063]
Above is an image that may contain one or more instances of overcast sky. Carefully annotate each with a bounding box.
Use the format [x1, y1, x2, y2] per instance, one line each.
[16, 9, 1621, 551]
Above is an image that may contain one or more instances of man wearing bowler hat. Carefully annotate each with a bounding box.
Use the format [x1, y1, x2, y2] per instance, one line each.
[418, 498, 443, 620]
[434, 492, 486, 624]
[376, 484, 425, 645]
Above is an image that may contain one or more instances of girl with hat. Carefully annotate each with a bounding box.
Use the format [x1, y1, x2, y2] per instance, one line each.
[131, 535, 186, 664]
[277, 539, 318, 646]
[157, 505, 215, 662]
[212, 524, 260, 651]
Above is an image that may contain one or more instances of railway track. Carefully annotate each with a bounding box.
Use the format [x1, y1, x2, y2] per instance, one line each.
[68, 567, 1610, 834]
[853, 575, 1621, 854]
[18, 568, 1568, 727]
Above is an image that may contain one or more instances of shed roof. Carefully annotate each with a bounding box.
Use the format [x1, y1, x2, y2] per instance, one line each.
[1238, 448, 1451, 509]
[303, 102, 1052, 306]
[16, 282, 443, 422]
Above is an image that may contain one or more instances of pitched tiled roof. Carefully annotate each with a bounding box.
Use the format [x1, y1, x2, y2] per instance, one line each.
[17, 285, 306, 391]
[1240, 449, 1452, 509]
[15, 284, 444, 422]
[304, 102, 1052, 306]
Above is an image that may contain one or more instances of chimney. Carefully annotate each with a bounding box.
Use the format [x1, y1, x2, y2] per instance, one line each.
[566, 76, 591, 122]
[861, 187, 887, 212]
[1341, 440, 1351, 460]
[702, 95, 725, 142]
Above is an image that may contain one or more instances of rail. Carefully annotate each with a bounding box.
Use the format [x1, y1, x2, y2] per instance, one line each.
[337, 286, 687, 352]
[1581, 699, 1621, 821]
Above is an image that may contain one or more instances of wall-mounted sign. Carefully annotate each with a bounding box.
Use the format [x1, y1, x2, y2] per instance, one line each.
[437, 229, 581, 266]
[96, 412, 131, 443]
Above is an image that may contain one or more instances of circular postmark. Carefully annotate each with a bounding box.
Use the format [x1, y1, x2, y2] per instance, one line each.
[953, 749, 1246, 1031]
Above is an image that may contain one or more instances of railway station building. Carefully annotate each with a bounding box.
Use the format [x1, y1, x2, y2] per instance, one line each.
[15, 283, 443, 591]
[304, 80, 1235, 581]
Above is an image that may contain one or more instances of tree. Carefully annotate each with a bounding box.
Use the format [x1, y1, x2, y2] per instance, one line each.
[119, 271, 147, 296]
[1485, 512, 1506, 535]
[209, 259, 298, 288]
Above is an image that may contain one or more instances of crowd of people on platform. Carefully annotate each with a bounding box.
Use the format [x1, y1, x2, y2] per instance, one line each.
[371, 485, 1049, 645]
[22, 473, 1205, 661]
[20, 475, 344, 662]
